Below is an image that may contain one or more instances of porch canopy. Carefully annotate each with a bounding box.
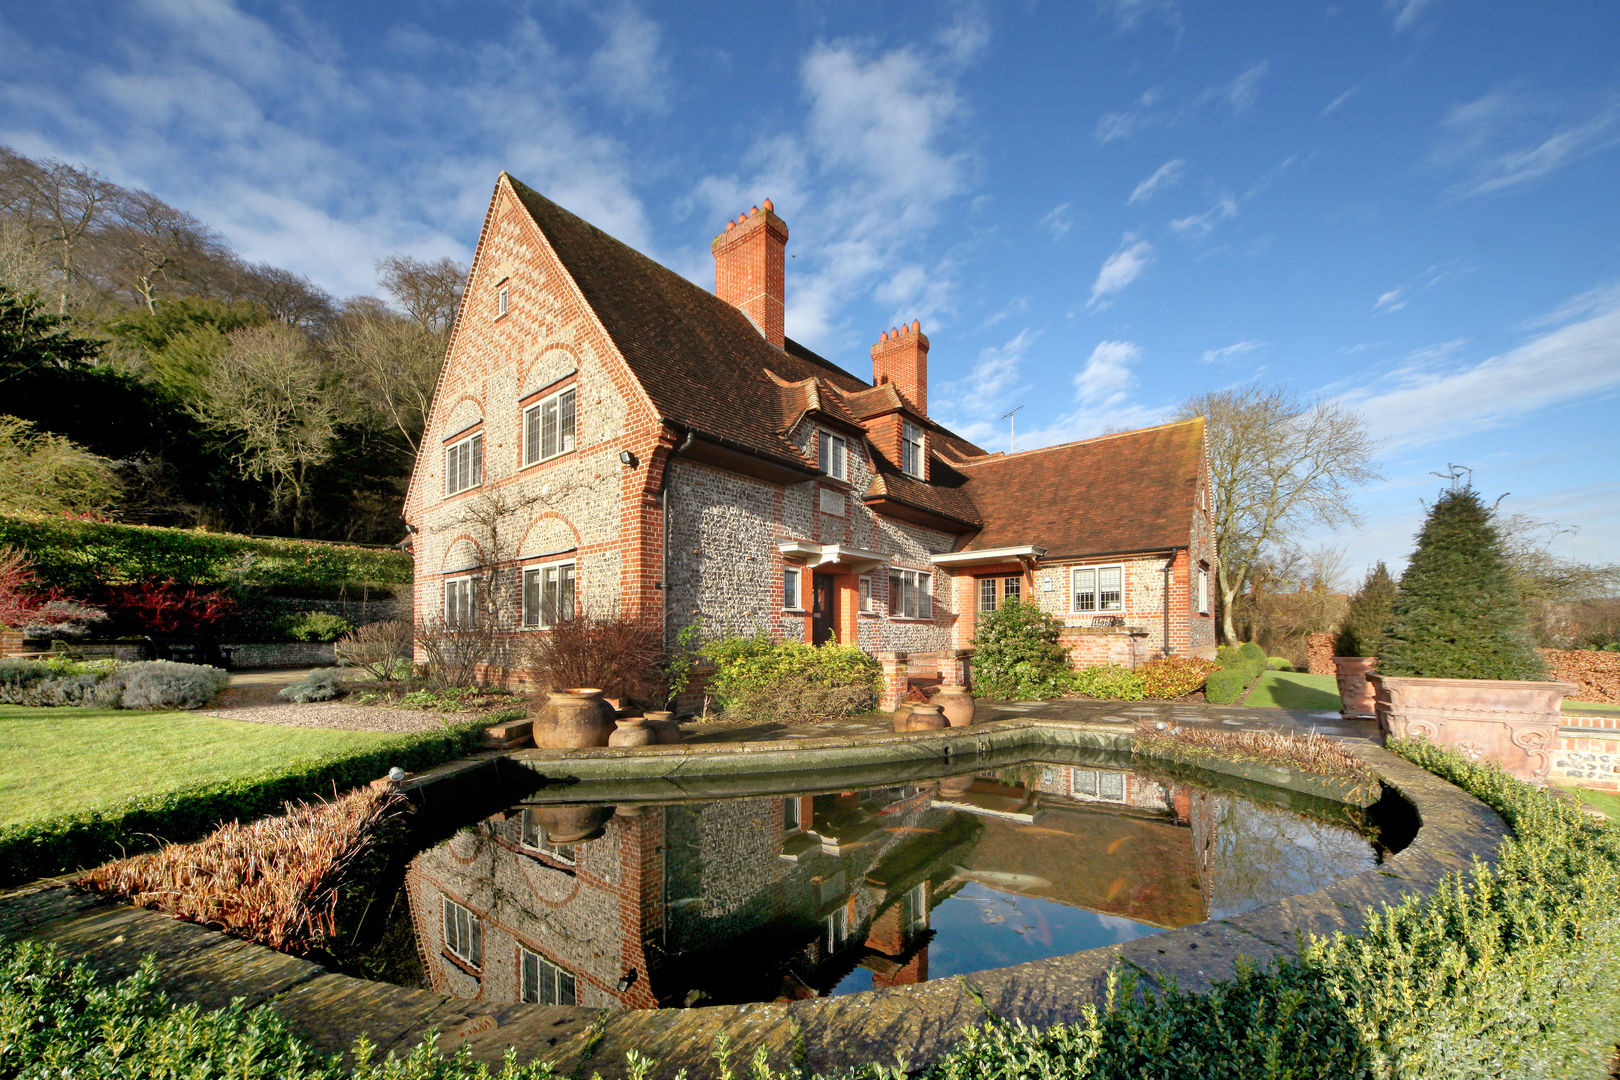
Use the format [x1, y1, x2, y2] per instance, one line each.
[776, 541, 889, 574]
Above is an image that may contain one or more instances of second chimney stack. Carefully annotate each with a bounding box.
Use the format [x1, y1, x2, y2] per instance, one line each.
[871, 319, 929, 415]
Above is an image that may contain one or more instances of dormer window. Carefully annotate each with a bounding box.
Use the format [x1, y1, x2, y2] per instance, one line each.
[817, 430, 847, 481]
[902, 420, 924, 478]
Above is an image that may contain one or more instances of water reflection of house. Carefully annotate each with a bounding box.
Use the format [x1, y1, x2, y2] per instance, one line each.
[402, 766, 1236, 1010]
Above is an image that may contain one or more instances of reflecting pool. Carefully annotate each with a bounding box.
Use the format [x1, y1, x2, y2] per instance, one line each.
[361, 761, 1381, 1009]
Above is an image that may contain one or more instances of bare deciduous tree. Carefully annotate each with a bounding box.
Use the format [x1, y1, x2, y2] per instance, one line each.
[0, 148, 117, 314]
[377, 254, 466, 333]
[1175, 385, 1380, 645]
[190, 323, 337, 533]
[1496, 512, 1620, 646]
[330, 301, 445, 456]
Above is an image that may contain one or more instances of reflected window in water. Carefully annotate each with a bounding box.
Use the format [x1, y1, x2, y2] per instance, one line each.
[520, 808, 576, 865]
[443, 898, 482, 969]
[521, 946, 577, 1005]
[826, 905, 849, 953]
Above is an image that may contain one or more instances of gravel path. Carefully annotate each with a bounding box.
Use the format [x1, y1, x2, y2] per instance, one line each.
[194, 672, 507, 734]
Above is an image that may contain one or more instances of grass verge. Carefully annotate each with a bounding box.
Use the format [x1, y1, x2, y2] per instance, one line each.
[1566, 785, 1620, 820]
[1239, 671, 1341, 710]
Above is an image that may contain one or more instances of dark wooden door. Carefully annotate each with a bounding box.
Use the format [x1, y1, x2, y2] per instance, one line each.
[812, 574, 837, 644]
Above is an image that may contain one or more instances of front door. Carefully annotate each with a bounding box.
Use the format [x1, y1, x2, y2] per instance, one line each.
[812, 574, 838, 644]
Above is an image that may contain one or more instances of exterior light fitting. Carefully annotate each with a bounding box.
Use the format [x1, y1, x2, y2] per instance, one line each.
[619, 450, 638, 467]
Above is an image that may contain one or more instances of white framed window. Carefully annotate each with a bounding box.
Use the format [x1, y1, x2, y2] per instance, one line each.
[817, 429, 847, 481]
[1072, 768, 1126, 802]
[783, 797, 802, 832]
[497, 285, 510, 317]
[522, 386, 577, 466]
[1197, 566, 1210, 615]
[445, 431, 483, 496]
[444, 576, 478, 627]
[1072, 565, 1123, 613]
[979, 577, 997, 613]
[858, 575, 873, 613]
[784, 568, 802, 610]
[519, 808, 576, 865]
[888, 569, 932, 620]
[520, 946, 577, 1005]
[521, 560, 577, 628]
[901, 882, 928, 934]
[443, 897, 483, 968]
[1003, 576, 1021, 605]
[901, 420, 924, 478]
[825, 905, 849, 953]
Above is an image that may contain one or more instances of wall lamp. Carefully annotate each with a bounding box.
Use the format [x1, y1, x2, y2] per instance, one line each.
[619, 450, 638, 468]
[616, 969, 638, 992]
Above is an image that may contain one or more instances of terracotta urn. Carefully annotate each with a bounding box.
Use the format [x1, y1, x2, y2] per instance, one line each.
[643, 710, 682, 745]
[1333, 656, 1379, 719]
[531, 804, 613, 844]
[937, 773, 975, 797]
[1370, 674, 1576, 783]
[932, 684, 975, 727]
[609, 715, 655, 748]
[907, 703, 947, 731]
[890, 702, 916, 733]
[536, 688, 615, 749]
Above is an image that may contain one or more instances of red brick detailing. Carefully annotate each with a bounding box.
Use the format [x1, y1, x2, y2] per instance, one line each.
[712, 202, 788, 349]
[870, 321, 929, 415]
[878, 651, 911, 712]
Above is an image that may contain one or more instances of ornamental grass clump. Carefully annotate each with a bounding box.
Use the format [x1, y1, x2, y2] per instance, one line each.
[78, 785, 406, 955]
[1132, 717, 1379, 791]
[970, 598, 1074, 700]
[1380, 485, 1548, 681]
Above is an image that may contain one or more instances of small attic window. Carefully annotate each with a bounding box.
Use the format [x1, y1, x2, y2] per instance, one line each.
[496, 285, 510, 318]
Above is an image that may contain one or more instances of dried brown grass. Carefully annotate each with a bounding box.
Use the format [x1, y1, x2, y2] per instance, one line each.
[77, 785, 404, 954]
[1134, 717, 1378, 790]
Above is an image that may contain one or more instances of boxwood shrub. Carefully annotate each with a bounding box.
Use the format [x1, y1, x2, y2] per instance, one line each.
[1202, 666, 1249, 705]
[0, 718, 489, 887]
[1070, 664, 1146, 701]
[701, 633, 880, 724]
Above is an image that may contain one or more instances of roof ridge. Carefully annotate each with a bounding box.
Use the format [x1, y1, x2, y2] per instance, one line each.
[957, 416, 1203, 467]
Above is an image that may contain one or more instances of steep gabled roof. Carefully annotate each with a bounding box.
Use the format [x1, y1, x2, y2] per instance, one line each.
[956, 418, 1206, 556]
[509, 179, 874, 469]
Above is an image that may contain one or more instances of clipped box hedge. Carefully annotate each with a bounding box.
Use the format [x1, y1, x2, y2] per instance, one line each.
[0, 718, 490, 888]
[0, 515, 411, 594]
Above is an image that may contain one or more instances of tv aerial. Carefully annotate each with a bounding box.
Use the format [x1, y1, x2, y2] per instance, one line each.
[1000, 406, 1024, 453]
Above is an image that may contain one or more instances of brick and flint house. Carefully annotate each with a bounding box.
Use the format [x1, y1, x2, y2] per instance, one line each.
[403, 173, 1217, 705]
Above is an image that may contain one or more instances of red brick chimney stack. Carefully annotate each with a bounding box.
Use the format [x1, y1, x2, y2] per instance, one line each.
[871, 319, 929, 415]
[712, 199, 788, 349]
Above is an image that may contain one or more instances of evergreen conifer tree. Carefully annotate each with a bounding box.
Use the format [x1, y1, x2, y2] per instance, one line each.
[1335, 561, 1396, 657]
[1379, 486, 1547, 680]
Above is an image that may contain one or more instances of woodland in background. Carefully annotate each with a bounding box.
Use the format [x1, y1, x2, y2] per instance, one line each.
[0, 145, 463, 543]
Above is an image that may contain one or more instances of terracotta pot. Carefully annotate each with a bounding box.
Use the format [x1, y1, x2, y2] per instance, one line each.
[536, 688, 615, 749]
[907, 703, 946, 731]
[643, 710, 681, 745]
[1370, 674, 1576, 782]
[609, 716, 655, 748]
[890, 702, 916, 733]
[937, 773, 975, 797]
[1332, 656, 1379, 719]
[531, 804, 613, 844]
[932, 684, 975, 727]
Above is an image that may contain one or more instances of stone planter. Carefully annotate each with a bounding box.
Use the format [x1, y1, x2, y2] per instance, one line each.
[643, 710, 682, 745]
[931, 684, 975, 727]
[1333, 656, 1378, 719]
[534, 688, 615, 749]
[906, 703, 947, 732]
[608, 716, 655, 748]
[1370, 674, 1576, 782]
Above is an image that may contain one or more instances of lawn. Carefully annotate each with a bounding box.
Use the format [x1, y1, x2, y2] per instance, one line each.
[0, 706, 400, 827]
[1562, 698, 1620, 713]
[1241, 671, 1341, 711]
[1564, 785, 1620, 820]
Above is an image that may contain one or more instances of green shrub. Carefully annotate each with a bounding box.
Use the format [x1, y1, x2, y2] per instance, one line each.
[1215, 644, 1245, 669]
[1238, 641, 1265, 667]
[0, 658, 226, 709]
[1266, 656, 1292, 670]
[1069, 664, 1146, 701]
[702, 633, 880, 723]
[1136, 655, 1217, 699]
[1334, 561, 1396, 659]
[0, 942, 564, 1079]
[277, 611, 354, 642]
[1380, 486, 1548, 680]
[970, 599, 1075, 700]
[278, 667, 343, 703]
[118, 660, 229, 709]
[1203, 666, 1249, 704]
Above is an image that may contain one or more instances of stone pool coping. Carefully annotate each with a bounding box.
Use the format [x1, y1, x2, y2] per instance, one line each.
[0, 716, 1508, 1079]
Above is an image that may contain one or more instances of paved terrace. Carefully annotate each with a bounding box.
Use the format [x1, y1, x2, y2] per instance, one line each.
[0, 701, 1495, 1079]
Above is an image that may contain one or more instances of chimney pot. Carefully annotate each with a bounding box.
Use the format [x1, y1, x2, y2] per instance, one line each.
[880, 330, 889, 342]
[762, 198, 774, 212]
[911, 319, 921, 333]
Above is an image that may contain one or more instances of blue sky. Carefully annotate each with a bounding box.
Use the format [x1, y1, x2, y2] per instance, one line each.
[3, 0, 1618, 581]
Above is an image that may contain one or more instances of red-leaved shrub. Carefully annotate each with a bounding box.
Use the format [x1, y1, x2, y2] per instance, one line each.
[1137, 655, 1217, 699]
[101, 580, 234, 636]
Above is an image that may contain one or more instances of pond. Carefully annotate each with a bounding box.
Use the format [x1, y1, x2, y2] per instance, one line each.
[353, 755, 1390, 1011]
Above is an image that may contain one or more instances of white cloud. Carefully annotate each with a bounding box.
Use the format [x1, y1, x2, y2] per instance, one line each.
[1203, 62, 1269, 114]
[1095, 111, 1139, 144]
[1127, 158, 1184, 205]
[1086, 233, 1152, 311]
[1170, 194, 1238, 236]
[1010, 339, 1170, 445]
[937, 0, 991, 64]
[1200, 340, 1266, 365]
[1431, 87, 1620, 200]
[586, 4, 673, 114]
[1074, 339, 1140, 407]
[933, 328, 1038, 445]
[1101, 63, 1266, 146]
[1341, 283, 1620, 450]
[1096, 0, 1182, 33]
[1373, 288, 1407, 315]
[1321, 85, 1359, 117]
[1386, 0, 1437, 33]
[1039, 202, 1074, 239]
[980, 295, 1030, 330]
